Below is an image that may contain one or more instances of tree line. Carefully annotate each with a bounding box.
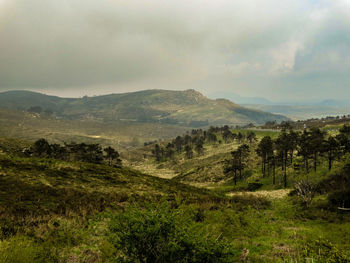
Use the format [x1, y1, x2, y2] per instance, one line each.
[25, 139, 122, 166]
[255, 124, 350, 187]
[152, 126, 257, 162]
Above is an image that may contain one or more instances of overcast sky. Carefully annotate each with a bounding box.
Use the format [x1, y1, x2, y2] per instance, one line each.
[0, 0, 349, 101]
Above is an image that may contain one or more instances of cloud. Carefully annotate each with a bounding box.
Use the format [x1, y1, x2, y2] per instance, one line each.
[0, 0, 349, 100]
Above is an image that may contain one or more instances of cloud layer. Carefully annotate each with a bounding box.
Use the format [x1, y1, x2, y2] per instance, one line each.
[0, 0, 349, 100]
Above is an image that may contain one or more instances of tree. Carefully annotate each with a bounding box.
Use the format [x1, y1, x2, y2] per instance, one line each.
[195, 138, 204, 156]
[85, 144, 103, 163]
[323, 136, 339, 171]
[174, 136, 183, 153]
[275, 131, 291, 188]
[222, 130, 232, 144]
[50, 143, 68, 160]
[234, 144, 250, 179]
[309, 128, 326, 172]
[339, 124, 350, 137]
[184, 145, 193, 159]
[224, 156, 240, 185]
[184, 135, 192, 145]
[223, 144, 249, 186]
[298, 130, 312, 173]
[246, 131, 257, 145]
[270, 153, 277, 185]
[207, 132, 217, 144]
[165, 143, 175, 160]
[64, 142, 103, 163]
[336, 133, 350, 155]
[256, 136, 273, 178]
[237, 132, 244, 143]
[337, 125, 350, 155]
[32, 138, 51, 157]
[104, 146, 121, 166]
[153, 144, 162, 162]
[287, 130, 299, 164]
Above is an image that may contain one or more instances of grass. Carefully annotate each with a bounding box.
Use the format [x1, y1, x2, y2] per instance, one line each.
[0, 109, 189, 149]
[0, 151, 350, 261]
[1, 126, 350, 262]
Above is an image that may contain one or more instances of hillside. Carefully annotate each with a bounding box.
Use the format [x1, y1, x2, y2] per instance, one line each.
[0, 89, 288, 126]
[126, 128, 281, 186]
[0, 109, 188, 148]
[1, 137, 350, 262]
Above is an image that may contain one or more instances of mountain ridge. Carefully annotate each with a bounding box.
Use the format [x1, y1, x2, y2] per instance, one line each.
[0, 89, 288, 126]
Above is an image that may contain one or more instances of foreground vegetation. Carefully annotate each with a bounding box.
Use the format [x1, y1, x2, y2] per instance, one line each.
[0, 121, 350, 262]
[0, 136, 350, 261]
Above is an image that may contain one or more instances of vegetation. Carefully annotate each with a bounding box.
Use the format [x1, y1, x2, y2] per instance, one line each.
[0, 105, 350, 262]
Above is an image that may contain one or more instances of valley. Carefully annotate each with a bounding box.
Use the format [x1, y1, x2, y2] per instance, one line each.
[1, 100, 350, 261]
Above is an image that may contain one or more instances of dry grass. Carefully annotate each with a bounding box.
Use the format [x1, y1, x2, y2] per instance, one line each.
[227, 189, 292, 200]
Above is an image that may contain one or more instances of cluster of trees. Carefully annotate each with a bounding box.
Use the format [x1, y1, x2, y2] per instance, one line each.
[224, 144, 250, 185]
[152, 126, 257, 162]
[263, 115, 350, 130]
[152, 130, 205, 162]
[26, 139, 122, 166]
[27, 106, 53, 115]
[256, 124, 350, 187]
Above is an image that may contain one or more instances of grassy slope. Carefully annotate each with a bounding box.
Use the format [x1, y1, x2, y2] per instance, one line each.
[127, 129, 280, 185]
[0, 109, 188, 149]
[1, 152, 350, 262]
[0, 154, 215, 220]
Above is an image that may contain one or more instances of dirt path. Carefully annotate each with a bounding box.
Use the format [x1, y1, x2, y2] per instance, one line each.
[227, 189, 292, 199]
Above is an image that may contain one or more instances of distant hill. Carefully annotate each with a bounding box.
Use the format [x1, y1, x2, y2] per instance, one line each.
[0, 89, 288, 126]
[208, 91, 273, 105]
[243, 104, 350, 120]
[317, 99, 350, 108]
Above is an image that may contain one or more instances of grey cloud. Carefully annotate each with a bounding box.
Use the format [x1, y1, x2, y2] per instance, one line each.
[0, 0, 349, 100]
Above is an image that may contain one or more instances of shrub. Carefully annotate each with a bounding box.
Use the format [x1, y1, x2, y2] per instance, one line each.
[320, 163, 350, 208]
[247, 182, 263, 192]
[108, 202, 235, 262]
[294, 180, 316, 207]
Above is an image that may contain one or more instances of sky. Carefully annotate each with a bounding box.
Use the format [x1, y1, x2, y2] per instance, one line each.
[0, 0, 350, 102]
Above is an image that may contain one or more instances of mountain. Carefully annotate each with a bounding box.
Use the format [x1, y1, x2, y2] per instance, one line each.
[0, 89, 288, 126]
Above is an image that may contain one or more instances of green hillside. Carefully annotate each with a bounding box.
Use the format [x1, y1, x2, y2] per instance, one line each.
[0, 89, 288, 126]
[1, 137, 350, 262]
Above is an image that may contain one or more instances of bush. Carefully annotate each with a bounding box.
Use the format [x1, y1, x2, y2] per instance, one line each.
[320, 163, 350, 208]
[247, 182, 263, 192]
[108, 202, 235, 262]
[294, 180, 316, 207]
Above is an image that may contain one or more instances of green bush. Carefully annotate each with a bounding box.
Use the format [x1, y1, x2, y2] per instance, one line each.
[108, 202, 235, 262]
[320, 163, 350, 207]
[247, 182, 263, 192]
